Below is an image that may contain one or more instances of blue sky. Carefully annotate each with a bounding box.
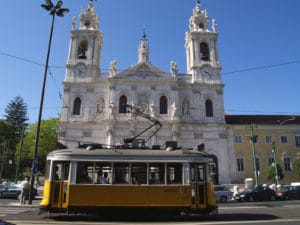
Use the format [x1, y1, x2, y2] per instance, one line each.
[1, 0, 300, 123]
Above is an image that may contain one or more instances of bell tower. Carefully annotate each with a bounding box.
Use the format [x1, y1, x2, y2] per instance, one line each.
[185, 0, 221, 83]
[65, 0, 103, 81]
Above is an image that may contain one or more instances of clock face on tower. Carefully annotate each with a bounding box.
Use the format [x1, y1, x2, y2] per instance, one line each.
[201, 67, 216, 78]
[75, 64, 87, 78]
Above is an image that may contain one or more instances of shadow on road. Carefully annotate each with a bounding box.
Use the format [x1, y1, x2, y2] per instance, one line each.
[47, 213, 280, 222]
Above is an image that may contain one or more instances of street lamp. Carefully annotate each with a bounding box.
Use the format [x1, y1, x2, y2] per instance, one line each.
[28, 0, 69, 204]
[272, 141, 279, 187]
[247, 123, 259, 187]
[15, 125, 27, 183]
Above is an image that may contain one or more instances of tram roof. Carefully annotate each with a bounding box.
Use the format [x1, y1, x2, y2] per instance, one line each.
[47, 147, 214, 162]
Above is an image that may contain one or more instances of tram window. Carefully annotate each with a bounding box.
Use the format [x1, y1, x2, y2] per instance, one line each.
[209, 163, 216, 183]
[113, 163, 129, 184]
[76, 162, 93, 184]
[52, 161, 69, 181]
[167, 163, 182, 184]
[197, 165, 205, 182]
[95, 162, 111, 184]
[131, 163, 147, 185]
[149, 163, 165, 185]
[190, 164, 205, 182]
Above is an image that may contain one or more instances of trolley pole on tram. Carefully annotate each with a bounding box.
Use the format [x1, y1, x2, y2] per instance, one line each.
[28, 0, 69, 204]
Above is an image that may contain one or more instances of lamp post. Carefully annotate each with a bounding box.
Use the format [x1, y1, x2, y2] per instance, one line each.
[15, 125, 26, 183]
[28, 0, 69, 204]
[248, 123, 259, 187]
[0, 143, 6, 181]
[272, 141, 279, 187]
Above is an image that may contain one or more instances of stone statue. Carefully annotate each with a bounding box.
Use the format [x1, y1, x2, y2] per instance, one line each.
[171, 102, 178, 120]
[96, 98, 105, 114]
[212, 18, 217, 32]
[149, 102, 155, 117]
[170, 61, 178, 77]
[109, 60, 117, 77]
[72, 16, 76, 30]
[182, 100, 190, 117]
[108, 103, 115, 118]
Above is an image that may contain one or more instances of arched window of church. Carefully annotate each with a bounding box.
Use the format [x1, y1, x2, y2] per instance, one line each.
[199, 22, 204, 29]
[205, 99, 213, 117]
[73, 97, 81, 115]
[119, 95, 127, 113]
[78, 40, 88, 59]
[160, 95, 168, 114]
[200, 42, 210, 61]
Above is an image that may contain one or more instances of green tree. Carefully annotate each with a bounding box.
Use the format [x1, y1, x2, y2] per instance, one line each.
[293, 158, 300, 179]
[16, 118, 59, 176]
[266, 163, 284, 183]
[4, 96, 28, 144]
[0, 120, 14, 180]
[0, 120, 14, 145]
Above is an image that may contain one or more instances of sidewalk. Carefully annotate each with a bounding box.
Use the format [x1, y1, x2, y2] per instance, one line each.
[0, 196, 42, 208]
[0, 201, 40, 208]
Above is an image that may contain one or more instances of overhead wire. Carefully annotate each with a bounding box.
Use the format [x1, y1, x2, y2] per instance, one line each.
[1, 50, 300, 115]
[1, 50, 300, 76]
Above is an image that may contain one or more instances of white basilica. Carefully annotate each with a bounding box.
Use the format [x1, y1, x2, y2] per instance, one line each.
[59, 0, 236, 184]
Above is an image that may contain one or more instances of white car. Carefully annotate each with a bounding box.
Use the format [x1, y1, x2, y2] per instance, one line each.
[214, 185, 233, 203]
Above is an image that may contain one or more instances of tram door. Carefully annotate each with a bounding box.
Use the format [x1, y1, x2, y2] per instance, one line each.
[51, 161, 69, 209]
[190, 163, 206, 209]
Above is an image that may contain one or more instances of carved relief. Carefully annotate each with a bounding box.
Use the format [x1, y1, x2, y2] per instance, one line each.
[182, 99, 190, 118]
[171, 124, 180, 137]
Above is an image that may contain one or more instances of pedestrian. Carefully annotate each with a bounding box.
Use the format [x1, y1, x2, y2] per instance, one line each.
[20, 177, 30, 205]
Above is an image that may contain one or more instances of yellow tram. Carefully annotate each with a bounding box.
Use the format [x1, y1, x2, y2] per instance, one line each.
[40, 146, 217, 215]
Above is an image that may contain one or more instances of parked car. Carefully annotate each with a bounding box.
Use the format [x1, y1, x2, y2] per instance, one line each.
[214, 185, 233, 203]
[0, 183, 37, 199]
[276, 185, 300, 200]
[234, 186, 276, 202]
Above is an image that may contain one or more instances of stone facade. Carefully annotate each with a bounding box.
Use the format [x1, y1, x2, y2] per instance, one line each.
[58, 1, 236, 184]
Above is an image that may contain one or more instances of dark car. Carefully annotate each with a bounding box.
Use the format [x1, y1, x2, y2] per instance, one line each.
[234, 186, 276, 202]
[0, 183, 37, 199]
[276, 185, 300, 200]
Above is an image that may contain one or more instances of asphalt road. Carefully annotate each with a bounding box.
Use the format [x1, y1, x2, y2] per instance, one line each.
[1, 200, 300, 225]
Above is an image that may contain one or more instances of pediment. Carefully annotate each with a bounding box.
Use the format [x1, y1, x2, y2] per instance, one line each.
[111, 62, 172, 81]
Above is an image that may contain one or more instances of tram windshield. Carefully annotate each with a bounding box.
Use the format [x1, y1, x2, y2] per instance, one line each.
[52, 161, 69, 181]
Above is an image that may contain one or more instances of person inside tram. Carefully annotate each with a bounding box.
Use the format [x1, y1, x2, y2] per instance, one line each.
[98, 171, 109, 184]
[150, 172, 160, 184]
[132, 175, 139, 184]
[54, 166, 59, 180]
[76, 163, 92, 184]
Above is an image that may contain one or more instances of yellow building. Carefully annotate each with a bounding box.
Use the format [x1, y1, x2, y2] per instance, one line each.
[226, 115, 300, 185]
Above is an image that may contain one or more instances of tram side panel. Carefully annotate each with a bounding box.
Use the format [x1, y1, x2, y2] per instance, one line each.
[68, 185, 191, 207]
